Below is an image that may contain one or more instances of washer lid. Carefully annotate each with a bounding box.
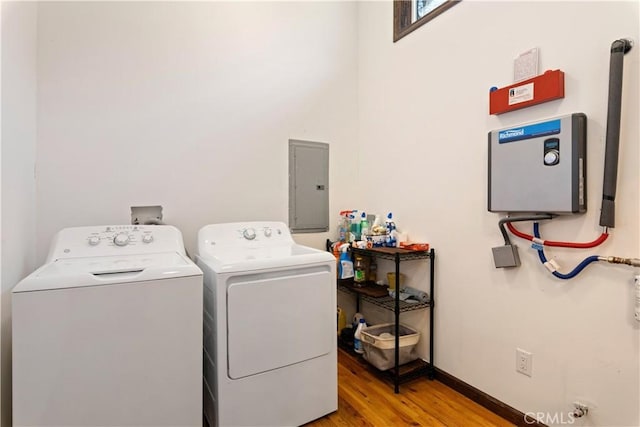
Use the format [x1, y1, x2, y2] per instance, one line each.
[13, 252, 202, 293]
[197, 244, 335, 273]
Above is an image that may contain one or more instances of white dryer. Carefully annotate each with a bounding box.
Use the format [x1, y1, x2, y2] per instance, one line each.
[195, 221, 337, 427]
[12, 225, 203, 427]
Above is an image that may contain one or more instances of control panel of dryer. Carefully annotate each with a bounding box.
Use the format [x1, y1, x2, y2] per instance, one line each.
[45, 225, 187, 261]
[238, 224, 287, 242]
[200, 222, 293, 247]
[197, 222, 297, 262]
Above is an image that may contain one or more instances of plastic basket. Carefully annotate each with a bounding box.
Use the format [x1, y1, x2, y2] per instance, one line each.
[360, 323, 420, 371]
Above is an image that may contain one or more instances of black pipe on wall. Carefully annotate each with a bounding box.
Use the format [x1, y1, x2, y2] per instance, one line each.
[599, 38, 633, 228]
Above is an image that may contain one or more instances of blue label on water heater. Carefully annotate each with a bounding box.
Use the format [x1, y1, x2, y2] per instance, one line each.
[498, 119, 561, 143]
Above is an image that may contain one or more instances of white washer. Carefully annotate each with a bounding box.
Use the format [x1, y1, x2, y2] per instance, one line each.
[195, 221, 337, 427]
[12, 225, 203, 427]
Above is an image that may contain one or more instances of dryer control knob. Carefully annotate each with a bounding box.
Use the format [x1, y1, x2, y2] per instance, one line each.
[113, 233, 130, 246]
[142, 234, 154, 244]
[243, 228, 257, 240]
[88, 236, 100, 246]
[264, 228, 272, 237]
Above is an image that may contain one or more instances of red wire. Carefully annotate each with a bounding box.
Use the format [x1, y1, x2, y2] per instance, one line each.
[506, 222, 609, 248]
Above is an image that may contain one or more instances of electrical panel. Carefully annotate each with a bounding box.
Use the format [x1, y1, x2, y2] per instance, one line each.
[488, 113, 587, 214]
[289, 140, 329, 233]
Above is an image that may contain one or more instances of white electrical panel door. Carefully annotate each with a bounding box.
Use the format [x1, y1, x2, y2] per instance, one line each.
[289, 140, 329, 233]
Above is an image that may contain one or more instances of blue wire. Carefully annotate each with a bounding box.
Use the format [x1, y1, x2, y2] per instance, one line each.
[533, 222, 600, 280]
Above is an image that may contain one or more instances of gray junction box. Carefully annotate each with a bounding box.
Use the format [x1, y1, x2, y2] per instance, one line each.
[488, 113, 587, 214]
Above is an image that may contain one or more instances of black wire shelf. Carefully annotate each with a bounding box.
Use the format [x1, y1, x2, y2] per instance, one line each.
[351, 246, 432, 261]
[338, 283, 431, 312]
[334, 244, 436, 393]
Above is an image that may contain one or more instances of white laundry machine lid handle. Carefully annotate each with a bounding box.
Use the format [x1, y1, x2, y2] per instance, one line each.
[13, 252, 202, 293]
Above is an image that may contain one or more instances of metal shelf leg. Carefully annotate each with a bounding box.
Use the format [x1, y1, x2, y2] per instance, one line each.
[429, 248, 435, 379]
[394, 253, 400, 393]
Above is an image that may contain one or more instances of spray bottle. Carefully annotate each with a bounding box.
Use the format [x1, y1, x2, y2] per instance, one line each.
[338, 244, 354, 280]
[338, 210, 352, 242]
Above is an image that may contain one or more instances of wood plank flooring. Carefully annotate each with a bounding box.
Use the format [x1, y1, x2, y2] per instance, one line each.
[306, 348, 515, 427]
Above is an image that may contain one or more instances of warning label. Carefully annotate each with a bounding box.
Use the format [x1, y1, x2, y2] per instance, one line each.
[508, 82, 534, 105]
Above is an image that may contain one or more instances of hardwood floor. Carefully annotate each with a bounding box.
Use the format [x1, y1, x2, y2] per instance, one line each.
[306, 348, 515, 427]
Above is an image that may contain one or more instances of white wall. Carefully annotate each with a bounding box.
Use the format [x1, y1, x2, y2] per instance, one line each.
[36, 1, 359, 260]
[357, 1, 639, 426]
[13, 1, 640, 426]
[0, 2, 38, 425]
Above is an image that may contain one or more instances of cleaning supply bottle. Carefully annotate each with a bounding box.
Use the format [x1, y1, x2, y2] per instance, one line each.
[360, 212, 370, 238]
[385, 212, 396, 234]
[338, 244, 354, 280]
[337, 306, 347, 336]
[353, 312, 364, 327]
[350, 212, 361, 241]
[353, 255, 367, 286]
[338, 210, 351, 242]
[385, 213, 397, 247]
[331, 242, 340, 277]
[353, 318, 367, 354]
[332, 241, 341, 260]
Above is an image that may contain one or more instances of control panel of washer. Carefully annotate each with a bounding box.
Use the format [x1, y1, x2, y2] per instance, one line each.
[45, 225, 186, 261]
[85, 225, 155, 248]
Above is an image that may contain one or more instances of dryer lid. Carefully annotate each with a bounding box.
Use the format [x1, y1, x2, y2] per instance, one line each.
[197, 244, 335, 273]
[13, 252, 202, 293]
[196, 221, 335, 273]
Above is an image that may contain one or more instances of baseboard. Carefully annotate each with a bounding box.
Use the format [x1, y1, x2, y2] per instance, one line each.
[433, 367, 547, 427]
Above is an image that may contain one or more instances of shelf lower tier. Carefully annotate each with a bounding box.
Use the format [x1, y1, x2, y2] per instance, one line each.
[338, 282, 431, 312]
[337, 338, 434, 385]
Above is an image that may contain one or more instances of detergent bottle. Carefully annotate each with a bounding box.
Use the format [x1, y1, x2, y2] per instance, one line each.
[385, 213, 397, 247]
[353, 318, 367, 354]
[350, 212, 361, 241]
[336, 306, 347, 336]
[338, 244, 354, 280]
[360, 212, 370, 238]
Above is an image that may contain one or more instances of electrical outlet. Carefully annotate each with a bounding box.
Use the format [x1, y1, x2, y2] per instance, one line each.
[516, 348, 532, 377]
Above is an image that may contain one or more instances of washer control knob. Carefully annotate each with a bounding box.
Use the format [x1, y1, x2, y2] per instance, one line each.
[113, 233, 130, 247]
[243, 228, 257, 240]
[264, 228, 272, 237]
[142, 234, 154, 244]
[88, 236, 100, 246]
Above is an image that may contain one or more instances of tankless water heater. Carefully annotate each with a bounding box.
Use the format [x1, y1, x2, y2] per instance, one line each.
[488, 113, 587, 214]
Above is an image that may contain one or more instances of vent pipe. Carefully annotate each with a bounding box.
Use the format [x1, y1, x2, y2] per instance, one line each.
[599, 38, 633, 228]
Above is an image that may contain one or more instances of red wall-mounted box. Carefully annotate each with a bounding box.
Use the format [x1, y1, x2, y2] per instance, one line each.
[489, 69, 565, 115]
